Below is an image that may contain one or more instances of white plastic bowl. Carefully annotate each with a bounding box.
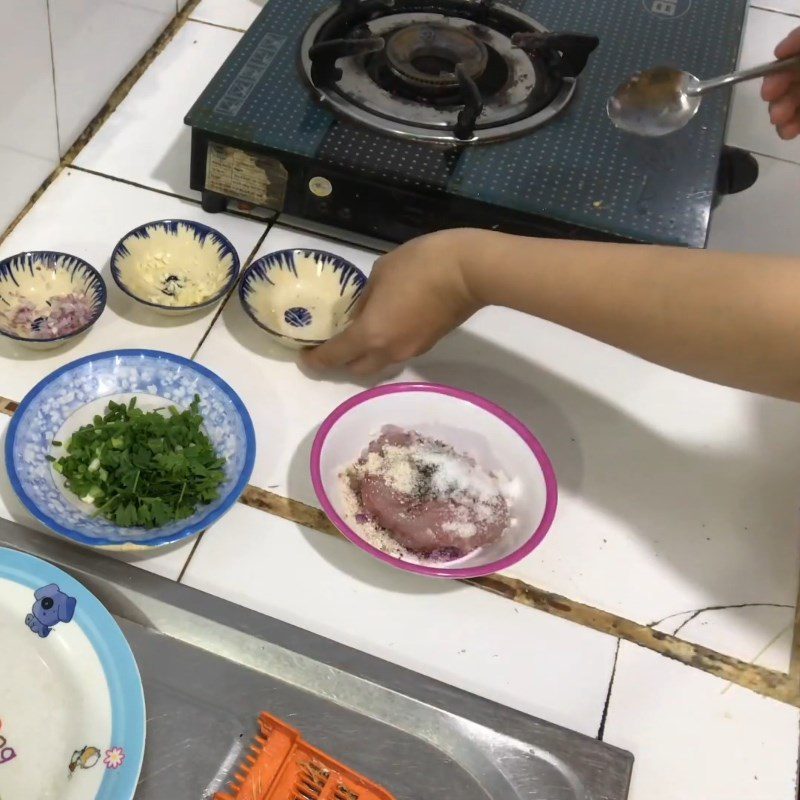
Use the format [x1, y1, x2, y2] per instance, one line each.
[311, 383, 558, 578]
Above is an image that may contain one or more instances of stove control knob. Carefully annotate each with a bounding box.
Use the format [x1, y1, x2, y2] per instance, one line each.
[309, 176, 333, 198]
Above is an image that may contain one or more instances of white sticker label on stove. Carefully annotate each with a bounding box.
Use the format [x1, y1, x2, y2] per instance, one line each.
[205, 144, 288, 209]
[643, 0, 692, 17]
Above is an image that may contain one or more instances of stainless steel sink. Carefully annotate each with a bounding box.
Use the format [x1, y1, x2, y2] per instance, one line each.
[0, 518, 633, 799]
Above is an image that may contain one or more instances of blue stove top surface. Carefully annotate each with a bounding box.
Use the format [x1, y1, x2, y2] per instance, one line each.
[187, 0, 749, 247]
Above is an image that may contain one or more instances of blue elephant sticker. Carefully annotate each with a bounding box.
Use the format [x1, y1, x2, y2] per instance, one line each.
[25, 583, 76, 638]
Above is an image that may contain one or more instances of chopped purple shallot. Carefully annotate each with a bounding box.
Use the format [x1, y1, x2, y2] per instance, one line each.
[3, 293, 95, 339]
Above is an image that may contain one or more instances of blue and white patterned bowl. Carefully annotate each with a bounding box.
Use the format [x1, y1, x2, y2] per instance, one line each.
[0, 251, 106, 350]
[110, 220, 240, 316]
[5, 350, 255, 550]
[239, 249, 367, 350]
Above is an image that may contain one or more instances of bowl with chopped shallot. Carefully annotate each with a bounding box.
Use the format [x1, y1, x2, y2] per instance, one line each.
[311, 383, 557, 578]
[0, 251, 106, 349]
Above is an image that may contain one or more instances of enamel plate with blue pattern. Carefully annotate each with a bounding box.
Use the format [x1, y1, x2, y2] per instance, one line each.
[0, 546, 145, 800]
[5, 350, 255, 549]
[240, 249, 367, 349]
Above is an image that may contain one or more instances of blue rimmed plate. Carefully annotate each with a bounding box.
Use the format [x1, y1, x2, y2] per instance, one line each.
[0, 546, 145, 800]
[239, 248, 367, 350]
[5, 349, 255, 549]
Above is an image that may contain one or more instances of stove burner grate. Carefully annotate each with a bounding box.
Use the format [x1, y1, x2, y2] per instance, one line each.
[301, 0, 599, 144]
[385, 22, 488, 92]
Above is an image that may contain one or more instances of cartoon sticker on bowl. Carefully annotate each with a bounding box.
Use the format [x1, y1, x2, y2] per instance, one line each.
[68, 746, 101, 776]
[103, 747, 125, 770]
[25, 583, 77, 638]
[0, 719, 18, 765]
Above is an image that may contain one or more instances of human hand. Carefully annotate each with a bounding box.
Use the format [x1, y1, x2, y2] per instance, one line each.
[761, 27, 800, 140]
[302, 230, 481, 376]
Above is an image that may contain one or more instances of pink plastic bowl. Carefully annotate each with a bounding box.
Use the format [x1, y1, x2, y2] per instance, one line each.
[310, 383, 558, 578]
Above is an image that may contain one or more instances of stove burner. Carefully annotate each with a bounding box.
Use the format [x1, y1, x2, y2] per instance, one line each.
[385, 23, 488, 93]
[301, 0, 599, 144]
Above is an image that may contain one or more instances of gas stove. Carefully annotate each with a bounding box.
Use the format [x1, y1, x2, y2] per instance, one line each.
[186, 0, 749, 247]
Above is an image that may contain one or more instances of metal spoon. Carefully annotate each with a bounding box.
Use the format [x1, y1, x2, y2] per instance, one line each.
[607, 54, 800, 137]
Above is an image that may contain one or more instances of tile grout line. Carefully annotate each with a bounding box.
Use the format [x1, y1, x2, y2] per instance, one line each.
[176, 532, 205, 583]
[750, 4, 800, 20]
[189, 222, 274, 361]
[68, 164, 279, 226]
[67, 165, 201, 204]
[188, 17, 249, 34]
[44, 0, 62, 153]
[596, 639, 621, 741]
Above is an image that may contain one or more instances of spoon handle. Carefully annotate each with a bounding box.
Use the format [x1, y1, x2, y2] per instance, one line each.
[691, 54, 800, 95]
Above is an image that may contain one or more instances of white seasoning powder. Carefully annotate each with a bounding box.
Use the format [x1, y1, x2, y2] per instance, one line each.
[356, 437, 505, 506]
[362, 448, 419, 495]
[339, 475, 415, 560]
[340, 427, 511, 559]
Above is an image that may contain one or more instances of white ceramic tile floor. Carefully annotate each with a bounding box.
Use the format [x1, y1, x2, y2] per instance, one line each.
[708, 154, 800, 255]
[0, 0, 60, 232]
[183, 502, 617, 736]
[73, 21, 242, 200]
[603, 643, 800, 800]
[0, 414, 192, 579]
[48, 0, 175, 154]
[728, 8, 800, 164]
[193, 224, 800, 669]
[190, 0, 267, 30]
[0, 168, 267, 403]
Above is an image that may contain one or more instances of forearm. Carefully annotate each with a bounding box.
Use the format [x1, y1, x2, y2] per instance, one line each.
[457, 230, 800, 400]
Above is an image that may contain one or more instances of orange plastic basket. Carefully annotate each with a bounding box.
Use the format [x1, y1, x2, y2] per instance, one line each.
[215, 712, 397, 800]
